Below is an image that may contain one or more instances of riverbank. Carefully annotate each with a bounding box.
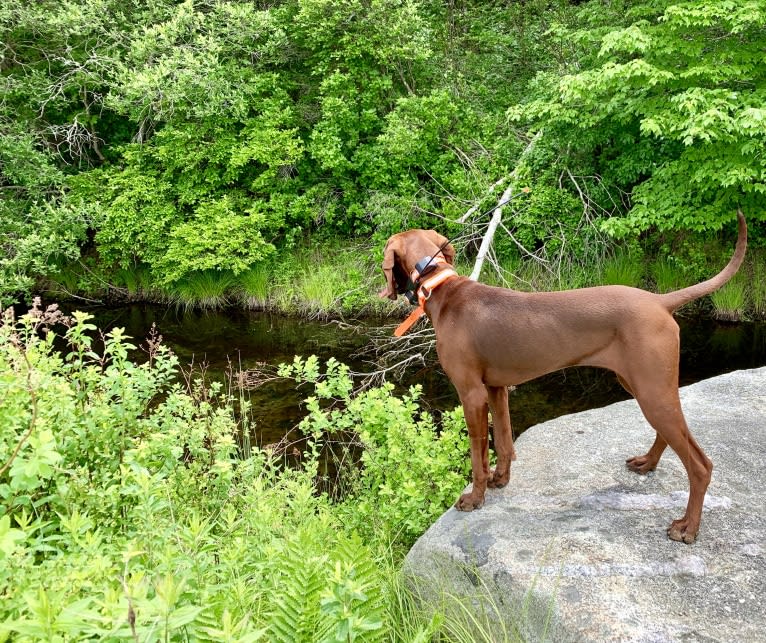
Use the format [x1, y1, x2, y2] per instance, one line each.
[41, 241, 766, 322]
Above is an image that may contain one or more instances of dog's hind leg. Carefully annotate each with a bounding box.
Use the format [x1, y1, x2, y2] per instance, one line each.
[630, 378, 712, 543]
[486, 385, 515, 488]
[626, 434, 668, 474]
[617, 373, 669, 474]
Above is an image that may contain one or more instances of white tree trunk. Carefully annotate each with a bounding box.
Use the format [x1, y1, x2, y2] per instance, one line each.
[469, 184, 514, 281]
[467, 131, 541, 281]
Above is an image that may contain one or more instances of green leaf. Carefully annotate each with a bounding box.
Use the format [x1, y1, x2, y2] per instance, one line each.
[0, 515, 25, 558]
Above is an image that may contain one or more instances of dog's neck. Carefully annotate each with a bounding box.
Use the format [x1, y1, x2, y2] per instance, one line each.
[417, 265, 457, 301]
[393, 262, 459, 337]
[417, 265, 460, 320]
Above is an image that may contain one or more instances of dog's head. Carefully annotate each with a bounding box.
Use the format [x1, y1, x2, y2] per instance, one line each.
[378, 229, 456, 300]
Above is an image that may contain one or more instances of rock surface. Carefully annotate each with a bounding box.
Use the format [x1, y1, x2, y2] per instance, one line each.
[404, 368, 766, 642]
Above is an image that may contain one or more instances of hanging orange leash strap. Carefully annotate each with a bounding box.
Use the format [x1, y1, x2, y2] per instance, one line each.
[393, 306, 425, 337]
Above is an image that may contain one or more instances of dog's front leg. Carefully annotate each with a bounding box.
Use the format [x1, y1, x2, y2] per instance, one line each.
[455, 386, 490, 511]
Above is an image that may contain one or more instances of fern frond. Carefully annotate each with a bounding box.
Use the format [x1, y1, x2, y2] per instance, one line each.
[267, 535, 328, 643]
[316, 534, 387, 642]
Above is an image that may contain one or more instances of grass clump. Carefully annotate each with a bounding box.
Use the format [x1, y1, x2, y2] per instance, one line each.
[296, 262, 346, 318]
[264, 242, 395, 318]
[710, 271, 747, 321]
[112, 264, 153, 298]
[237, 262, 271, 309]
[171, 269, 237, 310]
[651, 257, 686, 294]
[600, 249, 644, 287]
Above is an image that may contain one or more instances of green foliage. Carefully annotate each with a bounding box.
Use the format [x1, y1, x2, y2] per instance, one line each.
[512, 0, 766, 234]
[280, 355, 471, 544]
[1, 0, 573, 300]
[4, 0, 765, 306]
[74, 116, 293, 284]
[500, 185, 592, 260]
[0, 0, 150, 304]
[0, 125, 85, 306]
[0, 306, 474, 639]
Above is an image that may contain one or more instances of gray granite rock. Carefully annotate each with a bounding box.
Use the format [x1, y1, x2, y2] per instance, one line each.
[404, 368, 766, 642]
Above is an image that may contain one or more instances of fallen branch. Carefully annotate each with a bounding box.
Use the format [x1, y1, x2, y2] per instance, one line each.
[466, 131, 541, 281]
[362, 132, 543, 382]
[469, 183, 516, 281]
[457, 176, 509, 224]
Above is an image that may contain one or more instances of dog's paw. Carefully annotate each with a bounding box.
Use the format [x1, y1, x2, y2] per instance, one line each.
[626, 454, 658, 475]
[487, 469, 509, 488]
[667, 520, 698, 544]
[455, 492, 485, 512]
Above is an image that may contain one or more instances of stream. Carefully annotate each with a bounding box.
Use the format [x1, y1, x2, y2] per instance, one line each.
[72, 304, 766, 447]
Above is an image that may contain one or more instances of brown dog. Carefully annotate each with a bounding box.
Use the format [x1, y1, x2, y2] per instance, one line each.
[380, 211, 746, 543]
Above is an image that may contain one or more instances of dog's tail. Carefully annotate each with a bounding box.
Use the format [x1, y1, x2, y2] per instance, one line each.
[659, 209, 747, 312]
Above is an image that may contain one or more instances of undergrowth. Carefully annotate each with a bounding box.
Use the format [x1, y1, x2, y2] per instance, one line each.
[41, 238, 766, 321]
[710, 271, 747, 321]
[0, 302, 492, 641]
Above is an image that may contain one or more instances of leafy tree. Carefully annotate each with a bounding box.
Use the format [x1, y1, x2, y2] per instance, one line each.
[0, 123, 86, 306]
[0, 0, 164, 304]
[6, 0, 762, 304]
[511, 0, 766, 235]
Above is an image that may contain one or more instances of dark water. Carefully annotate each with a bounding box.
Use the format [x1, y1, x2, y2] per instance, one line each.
[69, 304, 766, 447]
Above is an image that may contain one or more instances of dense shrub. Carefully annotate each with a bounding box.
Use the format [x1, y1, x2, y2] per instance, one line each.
[0, 304, 471, 640]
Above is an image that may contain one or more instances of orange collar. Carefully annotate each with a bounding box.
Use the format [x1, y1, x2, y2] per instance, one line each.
[409, 254, 449, 284]
[394, 267, 458, 337]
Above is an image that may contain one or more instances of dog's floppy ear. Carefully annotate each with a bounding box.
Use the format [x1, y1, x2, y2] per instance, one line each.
[426, 230, 455, 265]
[379, 237, 400, 300]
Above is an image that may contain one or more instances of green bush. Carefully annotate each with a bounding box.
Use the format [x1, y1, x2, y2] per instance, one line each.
[0, 303, 472, 640]
[280, 356, 471, 545]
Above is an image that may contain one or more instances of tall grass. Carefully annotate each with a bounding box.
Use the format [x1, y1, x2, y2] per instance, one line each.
[392, 557, 562, 642]
[296, 262, 344, 318]
[171, 270, 237, 310]
[490, 256, 552, 292]
[490, 254, 600, 292]
[750, 252, 766, 320]
[38, 237, 766, 321]
[600, 249, 644, 287]
[237, 262, 271, 309]
[651, 258, 686, 294]
[287, 243, 395, 318]
[111, 264, 159, 301]
[710, 272, 747, 321]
